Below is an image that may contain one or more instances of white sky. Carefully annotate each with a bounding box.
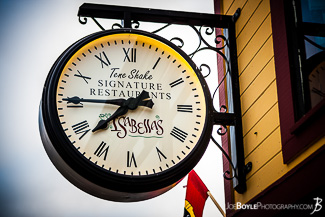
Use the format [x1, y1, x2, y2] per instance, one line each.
[0, 0, 226, 216]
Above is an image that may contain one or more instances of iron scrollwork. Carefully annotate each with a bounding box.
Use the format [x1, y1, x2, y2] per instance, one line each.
[199, 64, 211, 78]
[149, 24, 231, 102]
[170, 37, 184, 48]
[79, 16, 88, 25]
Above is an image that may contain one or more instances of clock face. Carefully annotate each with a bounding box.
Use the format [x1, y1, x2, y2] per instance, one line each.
[41, 29, 212, 198]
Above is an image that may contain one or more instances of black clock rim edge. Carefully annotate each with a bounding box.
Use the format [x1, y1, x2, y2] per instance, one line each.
[40, 28, 214, 194]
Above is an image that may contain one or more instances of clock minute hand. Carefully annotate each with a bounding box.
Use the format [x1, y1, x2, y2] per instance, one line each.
[62, 96, 154, 108]
[62, 96, 125, 106]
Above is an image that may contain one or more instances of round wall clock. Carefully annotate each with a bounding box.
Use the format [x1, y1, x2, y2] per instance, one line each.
[39, 29, 213, 202]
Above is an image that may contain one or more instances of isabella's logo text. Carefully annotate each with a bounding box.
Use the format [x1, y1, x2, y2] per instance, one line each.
[99, 113, 164, 139]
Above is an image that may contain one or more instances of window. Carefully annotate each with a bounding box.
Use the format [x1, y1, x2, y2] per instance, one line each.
[285, 0, 325, 119]
[271, 0, 325, 163]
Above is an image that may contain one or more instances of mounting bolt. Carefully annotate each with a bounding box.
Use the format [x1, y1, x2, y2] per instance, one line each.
[232, 8, 241, 22]
[244, 162, 252, 174]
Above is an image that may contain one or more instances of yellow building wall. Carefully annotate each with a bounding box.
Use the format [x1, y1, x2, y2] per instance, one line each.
[221, 0, 325, 204]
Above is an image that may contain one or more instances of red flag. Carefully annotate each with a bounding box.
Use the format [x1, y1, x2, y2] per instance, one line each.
[184, 170, 208, 217]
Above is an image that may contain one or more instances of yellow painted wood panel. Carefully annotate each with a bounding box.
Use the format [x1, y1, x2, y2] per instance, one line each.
[240, 61, 276, 115]
[237, 14, 272, 74]
[237, 15, 272, 69]
[235, 137, 325, 204]
[224, 0, 247, 15]
[235, 0, 263, 37]
[236, 151, 284, 203]
[239, 36, 274, 92]
[243, 103, 280, 156]
[222, 0, 233, 14]
[236, 0, 270, 54]
[245, 127, 281, 180]
[223, 0, 235, 15]
[241, 81, 278, 135]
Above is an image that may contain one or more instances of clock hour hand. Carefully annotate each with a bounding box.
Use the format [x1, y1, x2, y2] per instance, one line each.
[120, 90, 154, 109]
[62, 96, 154, 108]
[92, 90, 154, 133]
[138, 99, 154, 109]
[92, 106, 128, 132]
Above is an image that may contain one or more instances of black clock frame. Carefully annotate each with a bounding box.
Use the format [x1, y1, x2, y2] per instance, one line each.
[40, 28, 214, 201]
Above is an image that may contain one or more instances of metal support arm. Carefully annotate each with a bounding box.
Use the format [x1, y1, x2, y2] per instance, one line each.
[213, 110, 236, 126]
[78, 3, 232, 28]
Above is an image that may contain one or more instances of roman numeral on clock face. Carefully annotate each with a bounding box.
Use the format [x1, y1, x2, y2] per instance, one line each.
[127, 151, 137, 168]
[123, 48, 136, 62]
[177, 105, 193, 113]
[71, 120, 90, 140]
[169, 78, 184, 88]
[156, 147, 167, 162]
[152, 57, 161, 70]
[94, 141, 109, 161]
[74, 70, 91, 84]
[170, 127, 188, 143]
[95, 51, 111, 68]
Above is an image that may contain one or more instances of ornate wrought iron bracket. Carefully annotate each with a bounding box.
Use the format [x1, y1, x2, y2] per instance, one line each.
[78, 3, 250, 194]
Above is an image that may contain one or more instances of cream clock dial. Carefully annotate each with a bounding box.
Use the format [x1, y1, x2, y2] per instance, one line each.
[40, 29, 213, 201]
